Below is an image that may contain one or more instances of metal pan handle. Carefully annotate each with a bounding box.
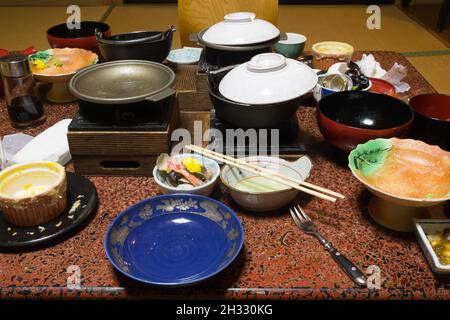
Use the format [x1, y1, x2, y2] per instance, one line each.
[145, 88, 176, 102]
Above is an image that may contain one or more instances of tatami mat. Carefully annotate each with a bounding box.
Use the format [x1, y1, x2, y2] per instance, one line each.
[401, 3, 450, 48]
[0, 4, 448, 93]
[407, 55, 450, 93]
[0, 6, 108, 51]
[277, 5, 448, 52]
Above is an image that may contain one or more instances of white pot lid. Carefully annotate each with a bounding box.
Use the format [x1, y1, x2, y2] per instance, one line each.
[219, 53, 318, 105]
[202, 12, 280, 46]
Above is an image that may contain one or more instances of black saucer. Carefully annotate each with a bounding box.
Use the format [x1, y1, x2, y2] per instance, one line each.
[0, 172, 98, 249]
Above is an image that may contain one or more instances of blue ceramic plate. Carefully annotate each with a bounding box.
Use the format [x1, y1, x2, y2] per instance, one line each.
[166, 47, 202, 65]
[105, 194, 244, 287]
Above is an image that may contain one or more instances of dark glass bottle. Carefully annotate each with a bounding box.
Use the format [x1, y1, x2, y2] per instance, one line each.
[0, 54, 45, 128]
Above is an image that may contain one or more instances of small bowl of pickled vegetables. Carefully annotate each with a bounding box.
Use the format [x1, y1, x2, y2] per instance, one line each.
[415, 219, 450, 274]
[153, 153, 220, 196]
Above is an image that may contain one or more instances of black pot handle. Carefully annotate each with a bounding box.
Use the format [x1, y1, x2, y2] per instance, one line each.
[94, 28, 103, 40]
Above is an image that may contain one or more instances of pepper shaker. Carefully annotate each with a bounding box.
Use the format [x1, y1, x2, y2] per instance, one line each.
[0, 54, 45, 128]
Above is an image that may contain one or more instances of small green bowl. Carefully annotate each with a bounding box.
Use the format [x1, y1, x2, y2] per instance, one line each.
[273, 33, 307, 59]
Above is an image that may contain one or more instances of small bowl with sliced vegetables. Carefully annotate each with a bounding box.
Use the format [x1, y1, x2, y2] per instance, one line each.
[153, 153, 220, 196]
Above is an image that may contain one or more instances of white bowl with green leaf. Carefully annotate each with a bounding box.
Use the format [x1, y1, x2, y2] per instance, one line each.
[348, 138, 450, 232]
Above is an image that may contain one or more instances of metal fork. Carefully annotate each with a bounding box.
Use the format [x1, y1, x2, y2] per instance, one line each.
[289, 205, 367, 287]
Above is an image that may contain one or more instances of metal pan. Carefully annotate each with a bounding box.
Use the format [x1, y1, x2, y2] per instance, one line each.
[69, 60, 176, 105]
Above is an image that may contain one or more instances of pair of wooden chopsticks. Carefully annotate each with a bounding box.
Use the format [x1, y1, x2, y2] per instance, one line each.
[185, 144, 345, 203]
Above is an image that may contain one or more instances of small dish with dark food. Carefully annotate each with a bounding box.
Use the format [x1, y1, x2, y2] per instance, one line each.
[313, 62, 371, 102]
[415, 220, 450, 274]
[153, 153, 220, 196]
[344, 62, 371, 91]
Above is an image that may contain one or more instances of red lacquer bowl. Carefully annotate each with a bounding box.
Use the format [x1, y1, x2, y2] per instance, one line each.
[369, 77, 396, 97]
[47, 21, 110, 58]
[409, 93, 450, 151]
[318, 91, 414, 152]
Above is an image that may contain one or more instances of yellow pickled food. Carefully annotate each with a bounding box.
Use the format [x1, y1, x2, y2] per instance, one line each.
[427, 229, 450, 265]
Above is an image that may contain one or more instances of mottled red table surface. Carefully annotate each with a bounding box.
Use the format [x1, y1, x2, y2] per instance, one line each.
[0, 51, 449, 300]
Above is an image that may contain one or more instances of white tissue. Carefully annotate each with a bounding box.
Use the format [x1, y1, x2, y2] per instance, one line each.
[381, 63, 410, 93]
[356, 54, 410, 93]
[3, 133, 34, 160]
[356, 54, 387, 78]
[8, 119, 72, 167]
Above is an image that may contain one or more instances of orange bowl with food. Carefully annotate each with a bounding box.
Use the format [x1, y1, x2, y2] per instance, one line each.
[29, 48, 98, 103]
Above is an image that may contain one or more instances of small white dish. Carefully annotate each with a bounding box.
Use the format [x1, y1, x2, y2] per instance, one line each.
[202, 12, 280, 46]
[153, 153, 220, 197]
[415, 219, 450, 274]
[221, 155, 313, 212]
[166, 47, 202, 65]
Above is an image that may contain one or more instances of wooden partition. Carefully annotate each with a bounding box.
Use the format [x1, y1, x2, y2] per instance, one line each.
[178, 0, 278, 47]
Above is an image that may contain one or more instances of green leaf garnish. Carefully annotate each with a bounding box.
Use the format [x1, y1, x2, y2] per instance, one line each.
[348, 139, 392, 176]
[29, 49, 52, 63]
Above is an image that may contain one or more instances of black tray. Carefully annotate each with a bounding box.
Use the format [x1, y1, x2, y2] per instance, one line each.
[0, 172, 98, 250]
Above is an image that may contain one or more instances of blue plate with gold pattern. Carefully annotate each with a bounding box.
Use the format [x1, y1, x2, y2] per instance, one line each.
[105, 194, 244, 287]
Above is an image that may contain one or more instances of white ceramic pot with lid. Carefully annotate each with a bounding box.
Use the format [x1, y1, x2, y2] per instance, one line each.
[219, 53, 318, 105]
[202, 12, 280, 46]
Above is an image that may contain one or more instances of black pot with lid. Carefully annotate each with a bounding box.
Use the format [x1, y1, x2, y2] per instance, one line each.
[191, 12, 283, 69]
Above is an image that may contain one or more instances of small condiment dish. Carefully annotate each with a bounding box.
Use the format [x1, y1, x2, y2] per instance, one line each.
[153, 153, 220, 196]
[167, 47, 202, 65]
[415, 219, 450, 274]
